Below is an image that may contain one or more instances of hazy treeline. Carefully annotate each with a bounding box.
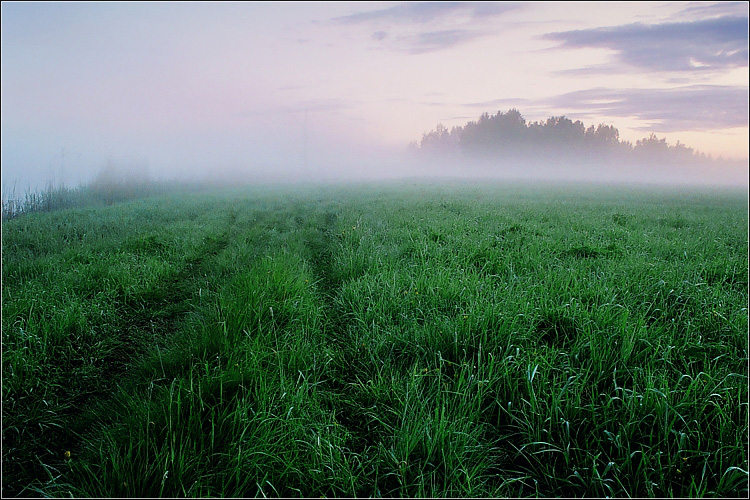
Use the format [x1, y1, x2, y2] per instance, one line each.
[413, 108, 721, 166]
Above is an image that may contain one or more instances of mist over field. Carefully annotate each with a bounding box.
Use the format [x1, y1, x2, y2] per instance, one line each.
[2, 124, 746, 200]
[1, 1, 748, 196]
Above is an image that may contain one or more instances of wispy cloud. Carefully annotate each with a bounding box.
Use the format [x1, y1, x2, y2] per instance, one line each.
[237, 98, 355, 118]
[463, 97, 533, 109]
[675, 1, 748, 21]
[543, 15, 749, 72]
[329, 1, 524, 54]
[552, 64, 635, 77]
[332, 2, 521, 25]
[439, 85, 747, 133]
[549, 85, 749, 132]
[404, 29, 484, 54]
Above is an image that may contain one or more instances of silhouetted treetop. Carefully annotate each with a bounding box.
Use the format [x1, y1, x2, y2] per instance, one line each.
[415, 108, 715, 165]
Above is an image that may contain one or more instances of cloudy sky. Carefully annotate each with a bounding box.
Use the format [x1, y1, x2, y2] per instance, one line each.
[1, 1, 748, 190]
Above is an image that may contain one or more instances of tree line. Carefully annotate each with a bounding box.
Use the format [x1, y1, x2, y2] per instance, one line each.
[412, 109, 716, 165]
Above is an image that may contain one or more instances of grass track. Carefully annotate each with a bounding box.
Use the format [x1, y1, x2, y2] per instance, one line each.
[2, 181, 747, 497]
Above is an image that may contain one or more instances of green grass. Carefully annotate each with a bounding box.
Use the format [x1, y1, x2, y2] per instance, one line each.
[2, 180, 747, 497]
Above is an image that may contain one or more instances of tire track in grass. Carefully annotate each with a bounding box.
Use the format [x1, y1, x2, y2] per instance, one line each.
[72, 203, 349, 498]
[54, 206, 333, 498]
[300, 208, 396, 496]
[108, 228, 232, 373]
[3, 212, 238, 498]
[303, 210, 348, 336]
[302, 205, 480, 497]
[103, 222, 237, 391]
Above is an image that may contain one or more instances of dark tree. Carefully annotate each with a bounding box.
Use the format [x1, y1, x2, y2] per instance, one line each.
[416, 108, 717, 168]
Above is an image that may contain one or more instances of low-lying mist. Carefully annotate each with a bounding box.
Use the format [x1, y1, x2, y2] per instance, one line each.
[170, 146, 748, 190]
[3, 104, 748, 204]
[2, 137, 747, 215]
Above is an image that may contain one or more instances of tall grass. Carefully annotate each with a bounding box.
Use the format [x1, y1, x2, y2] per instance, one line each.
[2, 180, 747, 497]
[1, 163, 192, 220]
[2, 181, 85, 220]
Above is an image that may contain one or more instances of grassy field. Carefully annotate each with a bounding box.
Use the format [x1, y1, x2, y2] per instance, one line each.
[2, 179, 747, 497]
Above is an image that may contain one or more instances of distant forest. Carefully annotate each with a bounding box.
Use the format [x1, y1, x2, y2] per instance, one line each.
[412, 109, 719, 165]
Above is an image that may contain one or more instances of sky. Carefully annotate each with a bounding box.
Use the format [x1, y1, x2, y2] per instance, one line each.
[1, 1, 748, 192]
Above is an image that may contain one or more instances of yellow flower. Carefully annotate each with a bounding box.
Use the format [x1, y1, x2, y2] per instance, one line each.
[64, 450, 71, 459]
